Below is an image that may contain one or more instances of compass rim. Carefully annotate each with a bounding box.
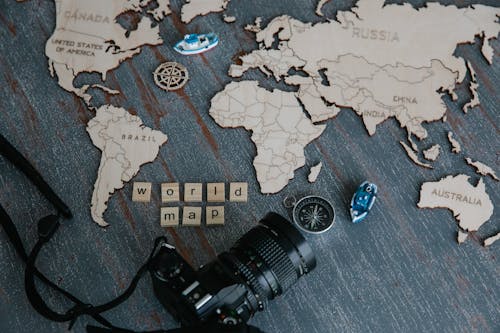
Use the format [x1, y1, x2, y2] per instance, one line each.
[292, 195, 335, 234]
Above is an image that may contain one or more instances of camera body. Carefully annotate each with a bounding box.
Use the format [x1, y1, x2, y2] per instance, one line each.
[150, 243, 256, 327]
[149, 213, 316, 330]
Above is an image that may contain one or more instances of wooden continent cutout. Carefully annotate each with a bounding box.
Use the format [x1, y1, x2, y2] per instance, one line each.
[181, 0, 230, 23]
[87, 105, 168, 226]
[216, 0, 499, 189]
[210, 81, 325, 194]
[228, 1, 498, 140]
[45, 0, 171, 106]
[417, 174, 494, 236]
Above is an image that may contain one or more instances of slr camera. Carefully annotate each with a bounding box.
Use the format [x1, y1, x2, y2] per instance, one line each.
[1, 134, 317, 333]
[150, 213, 316, 332]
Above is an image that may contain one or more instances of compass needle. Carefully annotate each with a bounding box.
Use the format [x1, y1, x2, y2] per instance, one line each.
[291, 196, 335, 234]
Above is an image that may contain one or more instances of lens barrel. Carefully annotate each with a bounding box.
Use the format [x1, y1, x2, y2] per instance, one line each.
[220, 213, 316, 307]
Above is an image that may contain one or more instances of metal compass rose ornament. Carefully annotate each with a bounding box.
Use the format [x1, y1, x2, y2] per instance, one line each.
[284, 195, 335, 234]
[153, 62, 189, 91]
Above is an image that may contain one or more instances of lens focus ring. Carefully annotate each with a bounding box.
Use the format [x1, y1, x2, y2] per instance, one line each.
[220, 212, 316, 314]
[230, 255, 265, 307]
[245, 228, 298, 296]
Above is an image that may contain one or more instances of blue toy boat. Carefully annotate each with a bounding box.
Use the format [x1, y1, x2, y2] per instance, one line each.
[350, 181, 377, 223]
[174, 33, 219, 55]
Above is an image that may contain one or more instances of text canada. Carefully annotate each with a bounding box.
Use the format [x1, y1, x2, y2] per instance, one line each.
[64, 10, 111, 23]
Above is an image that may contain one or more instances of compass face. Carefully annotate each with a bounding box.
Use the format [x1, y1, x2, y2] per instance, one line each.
[292, 196, 335, 234]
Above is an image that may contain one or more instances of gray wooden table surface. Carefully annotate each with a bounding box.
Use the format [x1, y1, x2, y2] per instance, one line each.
[0, 0, 499, 332]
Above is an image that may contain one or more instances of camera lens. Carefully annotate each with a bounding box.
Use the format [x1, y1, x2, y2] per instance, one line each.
[219, 213, 316, 310]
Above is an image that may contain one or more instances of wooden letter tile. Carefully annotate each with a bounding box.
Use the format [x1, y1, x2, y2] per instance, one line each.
[206, 206, 224, 226]
[160, 207, 179, 227]
[184, 183, 203, 202]
[229, 182, 248, 202]
[161, 183, 180, 202]
[132, 182, 152, 202]
[207, 183, 225, 202]
[182, 206, 202, 226]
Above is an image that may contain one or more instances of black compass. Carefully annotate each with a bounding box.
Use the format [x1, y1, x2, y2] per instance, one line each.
[288, 196, 335, 234]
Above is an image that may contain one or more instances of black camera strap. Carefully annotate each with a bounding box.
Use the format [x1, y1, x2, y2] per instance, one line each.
[1, 205, 263, 333]
[0, 199, 168, 331]
[0, 133, 170, 331]
[1, 134, 265, 333]
[0, 207, 110, 326]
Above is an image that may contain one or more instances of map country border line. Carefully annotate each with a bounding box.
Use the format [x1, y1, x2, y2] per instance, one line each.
[296, 76, 423, 138]
[316, 54, 461, 86]
[289, 77, 435, 143]
[237, 50, 461, 141]
[48, 60, 123, 108]
[55, 27, 107, 41]
[210, 101, 321, 137]
[87, 105, 168, 226]
[51, 27, 161, 60]
[230, 41, 310, 81]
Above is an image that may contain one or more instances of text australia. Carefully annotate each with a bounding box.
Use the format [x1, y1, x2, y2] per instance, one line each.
[431, 188, 482, 206]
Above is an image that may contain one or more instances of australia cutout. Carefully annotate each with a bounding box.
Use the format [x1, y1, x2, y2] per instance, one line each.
[215, 0, 499, 193]
[417, 174, 493, 238]
[46, 0, 171, 105]
[87, 105, 168, 226]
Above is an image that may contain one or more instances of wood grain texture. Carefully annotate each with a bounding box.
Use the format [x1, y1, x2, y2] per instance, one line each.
[0, 0, 499, 332]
